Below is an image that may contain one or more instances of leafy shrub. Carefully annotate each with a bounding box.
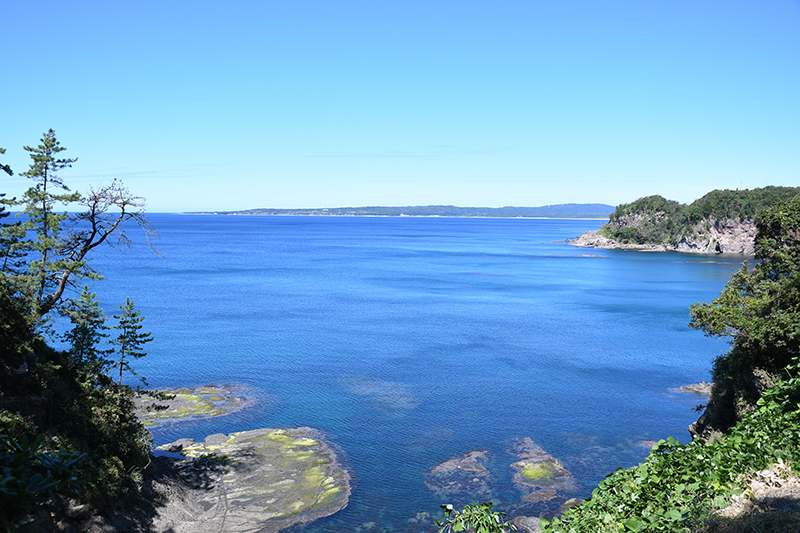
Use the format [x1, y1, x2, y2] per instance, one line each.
[543, 360, 800, 532]
[0, 434, 84, 532]
[436, 502, 517, 533]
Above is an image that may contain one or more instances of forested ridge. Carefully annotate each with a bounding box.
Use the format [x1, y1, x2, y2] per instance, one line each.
[598, 187, 800, 246]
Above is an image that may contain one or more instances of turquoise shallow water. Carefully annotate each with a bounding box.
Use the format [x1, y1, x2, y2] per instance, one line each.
[81, 214, 740, 530]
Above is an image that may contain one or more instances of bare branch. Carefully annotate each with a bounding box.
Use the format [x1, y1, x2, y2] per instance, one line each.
[38, 179, 161, 316]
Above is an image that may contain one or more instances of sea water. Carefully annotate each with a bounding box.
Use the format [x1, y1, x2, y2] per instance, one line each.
[81, 214, 740, 531]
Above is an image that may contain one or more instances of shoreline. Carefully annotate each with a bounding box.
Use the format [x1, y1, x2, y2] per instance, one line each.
[178, 212, 610, 220]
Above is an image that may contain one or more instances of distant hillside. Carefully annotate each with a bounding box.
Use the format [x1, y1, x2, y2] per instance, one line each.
[187, 204, 615, 219]
[571, 186, 800, 255]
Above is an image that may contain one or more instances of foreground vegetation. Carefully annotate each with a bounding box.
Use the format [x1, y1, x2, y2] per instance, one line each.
[598, 186, 800, 245]
[543, 363, 800, 532]
[1, 131, 159, 529]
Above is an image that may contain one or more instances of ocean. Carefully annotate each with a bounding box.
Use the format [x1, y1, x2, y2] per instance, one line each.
[81, 214, 740, 531]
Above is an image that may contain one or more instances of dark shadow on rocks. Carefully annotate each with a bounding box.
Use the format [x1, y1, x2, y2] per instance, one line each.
[72, 455, 222, 533]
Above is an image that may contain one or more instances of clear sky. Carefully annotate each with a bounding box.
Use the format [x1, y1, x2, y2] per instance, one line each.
[1, 1, 799, 212]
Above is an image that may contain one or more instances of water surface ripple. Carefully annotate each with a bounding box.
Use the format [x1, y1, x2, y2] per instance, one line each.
[84, 215, 739, 530]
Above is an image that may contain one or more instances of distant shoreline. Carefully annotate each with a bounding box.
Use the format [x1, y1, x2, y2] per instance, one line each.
[177, 203, 615, 219]
[179, 212, 609, 220]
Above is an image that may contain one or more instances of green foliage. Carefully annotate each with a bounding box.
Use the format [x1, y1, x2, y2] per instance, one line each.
[0, 285, 35, 376]
[599, 195, 687, 245]
[599, 187, 800, 247]
[544, 359, 800, 533]
[0, 132, 160, 524]
[2, 130, 158, 320]
[111, 298, 153, 385]
[6, 342, 154, 510]
[0, 433, 84, 532]
[436, 502, 517, 533]
[689, 195, 800, 430]
[62, 286, 111, 375]
[0, 147, 12, 176]
[685, 186, 800, 223]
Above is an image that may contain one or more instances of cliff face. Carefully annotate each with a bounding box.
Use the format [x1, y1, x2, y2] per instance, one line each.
[675, 218, 756, 255]
[571, 217, 756, 255]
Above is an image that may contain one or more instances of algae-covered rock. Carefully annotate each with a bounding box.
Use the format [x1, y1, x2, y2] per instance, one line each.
[146, 428, 350, 533]
[135, 385, 249, 426]
[511, 437, 577, 503]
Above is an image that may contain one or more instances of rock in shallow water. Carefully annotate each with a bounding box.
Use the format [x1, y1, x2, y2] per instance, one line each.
[134, 385, 251, 427]
[425, 450, 497, 502]
[146, 428, 350, 533]
[511, 437, 577, 503]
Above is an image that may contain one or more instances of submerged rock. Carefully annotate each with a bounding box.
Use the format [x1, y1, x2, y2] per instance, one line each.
[425, 450, 497, 502]
[511, 437, 577, 504]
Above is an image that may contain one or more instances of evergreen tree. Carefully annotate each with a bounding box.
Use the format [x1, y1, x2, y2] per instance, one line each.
[111, 299, 153, 385]
[62, 285, 111, 374]
[4, 130, 158, 319]
[0, 146, 12, 176]
[16, 130, 81, 317]
[0, 194, 26, 277]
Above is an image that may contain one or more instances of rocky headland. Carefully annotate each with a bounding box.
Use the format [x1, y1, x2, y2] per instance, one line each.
[570, 217, 756, 255]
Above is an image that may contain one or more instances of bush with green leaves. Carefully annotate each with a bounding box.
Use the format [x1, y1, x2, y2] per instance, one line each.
[0, 434, 84, 532]
[542, 359, 800, 533]
[436, 502, 517, 533]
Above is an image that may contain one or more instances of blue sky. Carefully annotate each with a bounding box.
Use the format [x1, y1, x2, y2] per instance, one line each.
[1, 1, 799, 212]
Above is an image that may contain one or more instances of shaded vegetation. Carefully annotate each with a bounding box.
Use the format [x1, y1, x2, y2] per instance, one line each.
[0, 131, 158, 528]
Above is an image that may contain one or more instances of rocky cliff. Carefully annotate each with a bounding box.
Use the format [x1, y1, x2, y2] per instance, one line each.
[571, 217, 756, 255]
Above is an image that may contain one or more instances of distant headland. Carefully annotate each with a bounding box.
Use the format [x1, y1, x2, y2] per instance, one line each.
[182, 203, 615, 219]
[570, 186, 800, 255]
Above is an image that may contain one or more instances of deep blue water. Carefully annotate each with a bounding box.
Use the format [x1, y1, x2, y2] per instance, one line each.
[78, 215, 740, 531]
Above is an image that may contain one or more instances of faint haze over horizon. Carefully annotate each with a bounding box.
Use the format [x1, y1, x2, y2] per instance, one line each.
[2, 1, 799, 213]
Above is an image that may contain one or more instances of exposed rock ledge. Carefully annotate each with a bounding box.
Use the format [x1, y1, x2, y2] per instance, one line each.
[570, 218, 756, 255]
[134, 385, 251, 426]
[66, 387, 350, 533]
[78, 428, 350, 533]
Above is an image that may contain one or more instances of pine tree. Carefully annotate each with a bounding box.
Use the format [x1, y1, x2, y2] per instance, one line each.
[0, 146, 12, 176]
[111, 298, 153, 385]
[17, 130, 81, 317]
[5, 130, 159, 319]
[62, 286, 111, 374]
